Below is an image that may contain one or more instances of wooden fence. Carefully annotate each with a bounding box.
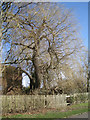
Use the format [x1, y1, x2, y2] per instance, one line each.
[0, 94, 67, 114]
[0, 93, 88, 115]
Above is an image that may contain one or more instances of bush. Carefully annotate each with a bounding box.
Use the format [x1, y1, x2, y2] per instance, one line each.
[79, 94, 87, 103]
[74, 93, 88, 103]
[22, 86, 30, 94]
[66, 96, 74, 105]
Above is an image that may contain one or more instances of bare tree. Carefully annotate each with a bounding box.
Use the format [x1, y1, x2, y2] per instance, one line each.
[1, 2, 85, 92]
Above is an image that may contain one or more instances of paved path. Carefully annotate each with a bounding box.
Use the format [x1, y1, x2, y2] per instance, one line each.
[55, 112, 89, 120]
[69, 112, 88, 118]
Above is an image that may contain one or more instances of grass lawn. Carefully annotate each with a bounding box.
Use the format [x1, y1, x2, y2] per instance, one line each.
[2, 102, 88, 119]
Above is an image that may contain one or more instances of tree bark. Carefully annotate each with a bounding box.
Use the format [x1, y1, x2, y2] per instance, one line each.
[32, 50, 41, 89]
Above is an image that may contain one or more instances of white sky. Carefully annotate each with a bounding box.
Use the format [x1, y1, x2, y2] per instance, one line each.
[22, 72, 65, 87]
[22, 73, 30, 87]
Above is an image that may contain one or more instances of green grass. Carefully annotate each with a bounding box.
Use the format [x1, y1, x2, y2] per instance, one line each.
[70, 102, 88, 109]
[3, 102, 88, 119]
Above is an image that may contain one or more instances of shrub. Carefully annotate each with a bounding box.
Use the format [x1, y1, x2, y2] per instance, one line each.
[66, 96, 74, 105]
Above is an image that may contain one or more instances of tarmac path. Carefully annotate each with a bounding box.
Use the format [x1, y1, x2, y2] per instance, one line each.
[55, 112, 89, 120]
[69, 112, 88, 118]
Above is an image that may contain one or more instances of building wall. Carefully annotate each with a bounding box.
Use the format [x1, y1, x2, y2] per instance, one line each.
[0, 63, 2, 94]
[2, 65, 22, 95]
[0, 77, 2, 94]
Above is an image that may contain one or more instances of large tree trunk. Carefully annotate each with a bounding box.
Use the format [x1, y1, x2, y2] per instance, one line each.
[32, 50, 41, 89]
[33, 56, 41, 88]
